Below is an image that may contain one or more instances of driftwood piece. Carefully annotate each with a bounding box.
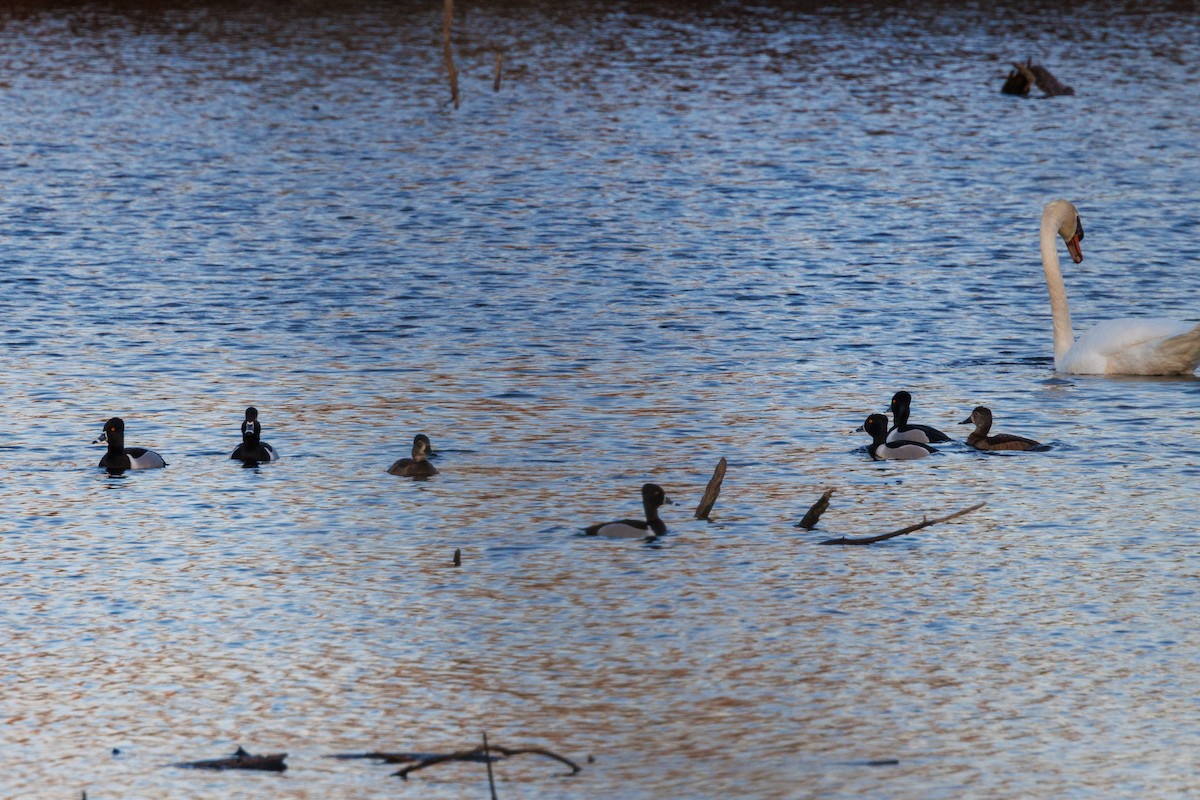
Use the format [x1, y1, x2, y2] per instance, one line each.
[1002, 59, 1073, 97]
[796, 488, 835, 529]
[1001, 61, 1034, 95]
[329, 751, 496, 764]
[391, 744, 582, 780]
[818, 502, 986, 546]
[173, 746, 287, 772]
[694, 457, 727, 520]
[442, 0, 460, 108]
[1029, 63, 1074, 96]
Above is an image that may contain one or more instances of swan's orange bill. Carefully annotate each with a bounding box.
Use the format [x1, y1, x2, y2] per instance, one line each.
[1066, 232, 1083, 264]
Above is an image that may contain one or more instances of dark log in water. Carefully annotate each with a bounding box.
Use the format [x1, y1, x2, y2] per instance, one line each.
[1029, 63, 1074, 96]
[1002, 59, 1073, 97]
[1002, 60, 1035, 95]
[796, 488, 835, 529]
[694, 457, 727, 520]
[818, 502, 986, 546]
[443, 0, 460, 108]
[173, 746, 287, 772]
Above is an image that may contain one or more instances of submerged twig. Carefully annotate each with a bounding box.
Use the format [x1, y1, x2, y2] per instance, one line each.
[442, 0, 460, 108]
[818, 502, 986, 546]
[796, 488, 835, 529]
[391, 744, 582, 780]
[329, 751, 493, 764]
[694, 457, 727, 520]
[484, 732, 498, 800]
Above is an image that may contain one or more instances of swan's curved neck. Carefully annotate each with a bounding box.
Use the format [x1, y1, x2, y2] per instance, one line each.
[1041, 210, 1075, 364]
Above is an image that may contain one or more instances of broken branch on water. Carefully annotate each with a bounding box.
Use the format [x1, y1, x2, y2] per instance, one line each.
[442, 0, 460, 108]
[390, 744, 582, 780]
[817, 502, 986, 546]
[694, 457, 727, 520]
[796, 487, 835, 529]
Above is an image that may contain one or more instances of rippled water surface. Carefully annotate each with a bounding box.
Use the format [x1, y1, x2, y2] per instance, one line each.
[2, 1, 1200, 797]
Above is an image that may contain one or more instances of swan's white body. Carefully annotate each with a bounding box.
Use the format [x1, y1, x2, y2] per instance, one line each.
[1042, 199, 1200, 375]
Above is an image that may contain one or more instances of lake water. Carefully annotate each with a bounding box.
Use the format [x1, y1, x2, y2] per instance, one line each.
[1, 1, 1199, 797]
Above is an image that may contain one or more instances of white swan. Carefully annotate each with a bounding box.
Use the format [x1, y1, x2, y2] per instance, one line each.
[1042, 199, 1200, 375]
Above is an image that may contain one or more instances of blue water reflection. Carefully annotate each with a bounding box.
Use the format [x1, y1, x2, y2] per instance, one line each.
[1, 1, 1199, 797]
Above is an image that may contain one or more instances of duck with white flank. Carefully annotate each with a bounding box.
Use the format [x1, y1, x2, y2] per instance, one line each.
[94, 417, 167, 471]
[886, 390, 951, 443]
[859, 413, 937, 460]
[231, 406, 279, 463]
[584, 483, 670, 539]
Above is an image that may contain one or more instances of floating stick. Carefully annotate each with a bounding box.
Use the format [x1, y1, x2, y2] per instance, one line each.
[391, 744, 581, 780]
[818, 502, 986, 546]
[694, 457, 727, 520]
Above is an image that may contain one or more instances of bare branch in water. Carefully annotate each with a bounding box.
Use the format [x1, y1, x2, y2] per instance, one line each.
[694, 457, 727, 520]
[818, 502, 986, 546]
[442, 0, 460, 108]
[390, 744, 582, 780]
[796, 488, 835, 529]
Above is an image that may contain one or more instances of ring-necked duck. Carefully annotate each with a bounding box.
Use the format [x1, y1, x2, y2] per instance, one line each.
[886, 391, 951, 443]
[230, 406, 279, 463]
[584, 483, 670, 539]
[93, 417, 167, 471]
[387, 434, 438, 477]
[961, 406, 1048, 451]
[859, 413, 937, 460]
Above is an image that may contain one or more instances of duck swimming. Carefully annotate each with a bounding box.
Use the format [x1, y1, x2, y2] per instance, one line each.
[230, 406, 279, 463]
[886, 391, 951, 443]
[94, 417, 167, 471]
[859, 413, 937, 460]
[584, 483, 670, 539]
[387, 434, 438, 477]
[961, 406, 1047, 451]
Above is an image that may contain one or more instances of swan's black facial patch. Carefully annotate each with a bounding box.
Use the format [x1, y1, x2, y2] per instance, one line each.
[1075, 216, 1084, 241]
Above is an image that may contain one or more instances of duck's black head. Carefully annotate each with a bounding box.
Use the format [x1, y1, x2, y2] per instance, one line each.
[860, 413, 889, 441]
[888, 391, 912, 413]
[94, 417, 125, 446]
[641, 483, 669, 510]
[242, 407, 262, 438]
